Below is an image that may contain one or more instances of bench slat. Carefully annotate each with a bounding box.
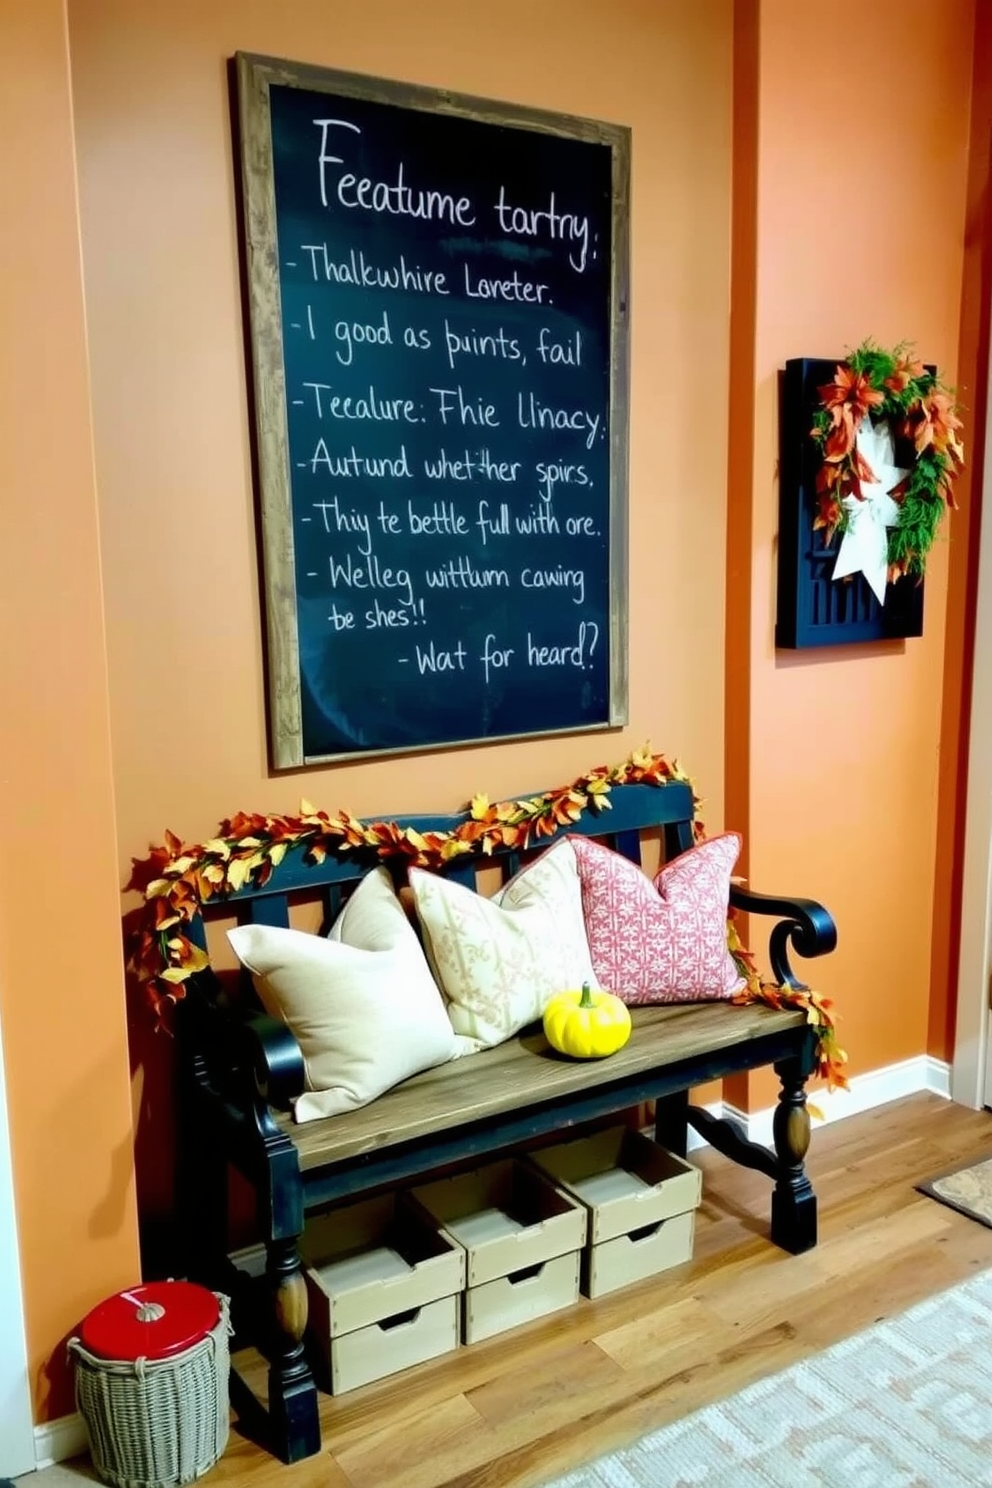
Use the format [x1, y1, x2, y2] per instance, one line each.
[613, 828, 641, 864]
[281, 1000, 805, 1171]
[247, 895, 291, 929]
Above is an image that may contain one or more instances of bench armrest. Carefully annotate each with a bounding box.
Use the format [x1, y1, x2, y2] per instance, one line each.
[240, 1011, 306, 1112]
[180, 972, 305, 1115]
[729, 886, 837, 988]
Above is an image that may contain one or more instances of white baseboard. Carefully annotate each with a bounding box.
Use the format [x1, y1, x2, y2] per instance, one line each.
[925, 1055, 952, 1100]
[29, 1055, 952, 1468]
[717, 1053, 952, 1148]
[34, 1412, 87, 1469]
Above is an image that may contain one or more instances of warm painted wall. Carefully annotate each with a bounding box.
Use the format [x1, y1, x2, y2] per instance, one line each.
[68, 0, 734, 859]
[739, 0, 975, 1100]
[66, 1, 735, 1222]
[0, 0, 983, 1430]
[0, 0, 140, 1421]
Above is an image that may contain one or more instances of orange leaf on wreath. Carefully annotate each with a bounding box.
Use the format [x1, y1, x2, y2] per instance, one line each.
[818, 365, 884, 426]
[883, 355, 926, 394]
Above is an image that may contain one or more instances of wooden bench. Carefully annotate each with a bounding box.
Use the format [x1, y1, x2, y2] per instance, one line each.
[176, 779, 836, 1463]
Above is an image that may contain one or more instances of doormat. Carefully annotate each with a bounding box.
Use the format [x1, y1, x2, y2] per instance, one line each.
[918, 1153, 992, 1229]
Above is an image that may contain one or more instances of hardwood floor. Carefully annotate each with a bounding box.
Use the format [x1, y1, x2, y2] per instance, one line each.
[211, 1094, 992, 1488]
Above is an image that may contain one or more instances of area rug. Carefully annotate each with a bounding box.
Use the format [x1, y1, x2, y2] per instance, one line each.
[542, 1269, 992, 1488]
[918, 1153, 992, 1229]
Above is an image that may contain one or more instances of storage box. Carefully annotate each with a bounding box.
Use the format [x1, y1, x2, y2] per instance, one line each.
[302, 1192, 464, 1393]
[583, 1209, 695, 1297]
[529, 1127, 702, 1298]
[411, 1159, 586, 1343]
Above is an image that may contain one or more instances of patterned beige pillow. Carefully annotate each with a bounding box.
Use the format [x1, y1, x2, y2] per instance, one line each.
[227, 867, 458, 1121]
[409, 838, 598, 1052]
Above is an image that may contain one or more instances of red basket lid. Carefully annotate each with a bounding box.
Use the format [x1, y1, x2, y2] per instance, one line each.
[79, 1281, 220, 1362]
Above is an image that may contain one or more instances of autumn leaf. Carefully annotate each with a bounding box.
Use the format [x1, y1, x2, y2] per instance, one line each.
[226, 856, 252, 893]
[152, 898, 181, 932]
[159, 966, 193, 985]
[817, 364, 884, 425]
[852, 446, 877, 489]
[823, 415, 856, 463]
[883, 355, 925, 394]
[195, 867, 221, 902]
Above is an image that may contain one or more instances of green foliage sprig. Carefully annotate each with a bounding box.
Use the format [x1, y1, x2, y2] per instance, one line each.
[811, 340, 964, 580]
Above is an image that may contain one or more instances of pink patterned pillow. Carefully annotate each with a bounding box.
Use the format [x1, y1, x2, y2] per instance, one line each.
[569, 833, 746, 1005]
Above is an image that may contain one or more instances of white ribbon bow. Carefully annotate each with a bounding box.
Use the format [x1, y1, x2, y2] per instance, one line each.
[831, 420, 909, 605]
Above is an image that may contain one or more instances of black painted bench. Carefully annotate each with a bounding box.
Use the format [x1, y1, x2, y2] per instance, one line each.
[176, 779, 836, 1462]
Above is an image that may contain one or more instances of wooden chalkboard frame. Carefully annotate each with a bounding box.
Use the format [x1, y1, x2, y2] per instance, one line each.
[235, 51, 630, 768]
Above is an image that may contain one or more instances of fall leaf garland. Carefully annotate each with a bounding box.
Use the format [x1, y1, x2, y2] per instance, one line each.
[812, 340, 964, 581]
[127, 748, 848, 1090]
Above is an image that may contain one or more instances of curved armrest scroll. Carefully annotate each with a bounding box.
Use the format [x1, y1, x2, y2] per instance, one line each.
[729, 886, 837, 988]
[238, 1012, 306, 1112]
[179, 973, 305, 1115]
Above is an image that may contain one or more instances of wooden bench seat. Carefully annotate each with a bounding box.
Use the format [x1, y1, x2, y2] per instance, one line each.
[176, 780, 835, 1464]
[280, 1000, 806, 1176]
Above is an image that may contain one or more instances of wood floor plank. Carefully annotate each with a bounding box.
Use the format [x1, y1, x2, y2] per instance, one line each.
[466, 1338, 624, 1428]
[334, 1395, 491, 1488]
[206, 1093, 992, 1488]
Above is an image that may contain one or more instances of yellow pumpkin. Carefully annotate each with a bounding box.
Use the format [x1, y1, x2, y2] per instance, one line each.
[543, 981, 632, 1059]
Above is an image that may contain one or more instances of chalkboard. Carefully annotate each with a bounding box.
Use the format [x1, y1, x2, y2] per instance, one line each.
[236, 53, 630, 767]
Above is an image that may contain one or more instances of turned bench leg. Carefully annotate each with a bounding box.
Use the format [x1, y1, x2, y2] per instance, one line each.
[254, 1122, 320, 1462]
[770, 1054, 817, 1254]
[265, 1235, 320, 1463]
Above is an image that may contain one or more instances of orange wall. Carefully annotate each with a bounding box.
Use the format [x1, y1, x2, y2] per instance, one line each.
[66, 0, 736, 1226]
[0, 0, 140, 1421]
[1, 0, 985, 1428]
[741, 0, 975, 1098]
[68, 0, 734, 865]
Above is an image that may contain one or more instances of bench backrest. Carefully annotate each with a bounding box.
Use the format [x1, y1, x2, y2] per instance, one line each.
[185, 780, 696, 952]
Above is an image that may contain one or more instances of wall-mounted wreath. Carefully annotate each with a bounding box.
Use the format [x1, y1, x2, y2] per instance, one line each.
[812, 340, 964, 587]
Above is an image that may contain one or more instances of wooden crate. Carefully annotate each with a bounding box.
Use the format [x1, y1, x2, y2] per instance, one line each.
[529, 1126, 702, 1297]
[302, 1192, 464, 1393]
[411, 1158, 586, 1342]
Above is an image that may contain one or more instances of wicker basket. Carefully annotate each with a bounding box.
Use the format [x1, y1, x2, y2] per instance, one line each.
[69, 1294, 230, 1488]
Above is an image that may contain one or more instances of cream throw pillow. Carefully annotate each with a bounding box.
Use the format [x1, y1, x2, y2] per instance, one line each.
[227, 867, 459, 1122]
[409, 838, 598, 1052]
